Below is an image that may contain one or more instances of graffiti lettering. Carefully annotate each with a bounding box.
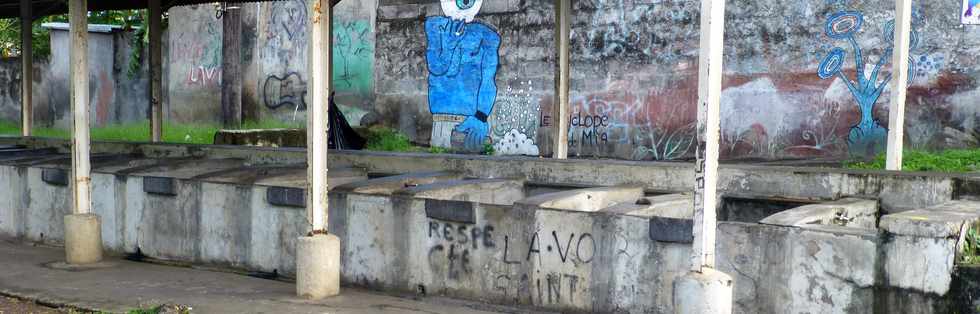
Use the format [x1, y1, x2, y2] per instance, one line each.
[512, 231, 595, 266]
[186, 66, 221, 86]
[493, 272, 581, 305]
[427, 221, 495, 250]
[427, 220, 495, 280]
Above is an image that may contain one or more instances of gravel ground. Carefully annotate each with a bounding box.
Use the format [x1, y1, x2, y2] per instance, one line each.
[0, 296, 64, 314]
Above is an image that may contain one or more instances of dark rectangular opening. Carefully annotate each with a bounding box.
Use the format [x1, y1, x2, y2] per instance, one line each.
[720, 196, 815, 223]
[143, 177, 177, 196]
[267, 187, 306, 208]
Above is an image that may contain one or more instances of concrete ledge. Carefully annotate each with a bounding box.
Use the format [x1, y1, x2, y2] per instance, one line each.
[213, 129, 306, 148]
[880, 201, 980, 238]
[760, 197, 878, 229]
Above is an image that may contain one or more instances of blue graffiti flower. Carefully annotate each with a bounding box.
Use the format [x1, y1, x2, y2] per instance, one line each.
[818, 47, 846, 79]
[883, 20, 919, 50]
[825, 11, 863, 39]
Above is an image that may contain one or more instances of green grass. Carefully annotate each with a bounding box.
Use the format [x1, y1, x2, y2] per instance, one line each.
[0, 120, 485, 155]
[845, 149, 980, 172]
[361, 127, 497, 155]
[0, 120, 307, 145]
[962, 224, 980, 265]
[363, 126, 416, 152]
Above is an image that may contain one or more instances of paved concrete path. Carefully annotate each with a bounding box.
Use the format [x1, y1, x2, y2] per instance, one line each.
[0, 239, 543, 314]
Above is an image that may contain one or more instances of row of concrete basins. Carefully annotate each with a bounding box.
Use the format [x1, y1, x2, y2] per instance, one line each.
[0, 145, 971, 313]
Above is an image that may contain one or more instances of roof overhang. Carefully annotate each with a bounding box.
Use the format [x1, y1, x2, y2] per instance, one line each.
[0, 0, 342, 20]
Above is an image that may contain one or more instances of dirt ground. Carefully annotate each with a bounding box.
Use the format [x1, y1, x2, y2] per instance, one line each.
[0, 296, 64, 314]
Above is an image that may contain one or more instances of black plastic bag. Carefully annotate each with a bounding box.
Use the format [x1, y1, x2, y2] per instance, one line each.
[328, 93, 366, 150]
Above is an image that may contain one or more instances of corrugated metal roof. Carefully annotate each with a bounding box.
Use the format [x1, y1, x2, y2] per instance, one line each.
[41, 22, 122, 32]
[0, 0, 341, 20]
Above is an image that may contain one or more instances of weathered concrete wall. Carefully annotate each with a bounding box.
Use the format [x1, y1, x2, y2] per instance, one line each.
[0, 25, 150, 129]
[375, 0, 980, 159]
[0, 3, 375, 127]
[167, 5, 224, 124]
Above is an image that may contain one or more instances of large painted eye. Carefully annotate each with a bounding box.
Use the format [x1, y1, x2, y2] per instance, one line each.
[456, 0, 475, 10]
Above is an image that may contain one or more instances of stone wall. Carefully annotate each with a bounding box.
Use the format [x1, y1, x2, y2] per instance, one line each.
[374, 0, 980, 160]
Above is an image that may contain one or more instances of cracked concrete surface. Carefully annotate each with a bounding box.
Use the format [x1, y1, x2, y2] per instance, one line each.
[0, 238, 551, 314]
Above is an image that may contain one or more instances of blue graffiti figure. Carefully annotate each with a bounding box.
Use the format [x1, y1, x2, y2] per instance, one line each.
[817, 11, 920, 157]
[426, 0, 500, 151]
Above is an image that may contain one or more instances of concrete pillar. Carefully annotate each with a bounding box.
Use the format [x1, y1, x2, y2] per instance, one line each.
[67, 0, 103, 265]
[220, 2, 243, 129]
[69, 0, 92, 216]
[20, 0, 31, 137]
[552, 0, 570, 159]
[885, 0, 913, 171]
[297, 0, 340, 299]
[64, 214, 103, 264]
[149, 0, 163, 142]
[307, 0, 331, 234]
[692, 0, 725, 272]
[673, 269, 734, 314]
[676, 0, 734, 311]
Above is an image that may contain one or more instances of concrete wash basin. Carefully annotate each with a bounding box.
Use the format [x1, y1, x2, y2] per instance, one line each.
[122, 158, 248, 179]
[185, 164, 368, 189]
[518, 184, 645, 212]
[759, 197, 878, 229]
[604, 193, 694, 219]
[396, 178, 526, 206]
[332, 171, 463, 196]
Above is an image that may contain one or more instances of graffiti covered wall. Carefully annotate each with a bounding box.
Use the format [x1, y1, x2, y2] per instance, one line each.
[375, 0, 980, 160]
[257, 0, 376, 125]
[161, 2, 376, 125]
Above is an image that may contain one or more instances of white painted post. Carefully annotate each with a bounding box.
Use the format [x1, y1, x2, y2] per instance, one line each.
[307, 0, 332, 232]
[553, 0, 570, 159]
[692, 0, 726, 273]
[20, 0, 31, 137]
[149, 0, 163, 142]
[672, 1, 735, 312]
[70, 0, 91, 215]
[296, 0, 340, 299]
[885, 0, 913, 171]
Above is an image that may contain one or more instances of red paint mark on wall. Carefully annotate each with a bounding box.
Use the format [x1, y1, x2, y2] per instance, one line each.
[96, 70, 113, 126]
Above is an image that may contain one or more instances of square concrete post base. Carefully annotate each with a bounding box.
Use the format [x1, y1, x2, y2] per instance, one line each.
[296, 234, 341, 299]
[64, 213, 104, 265]
[673, 268, 734, 314]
